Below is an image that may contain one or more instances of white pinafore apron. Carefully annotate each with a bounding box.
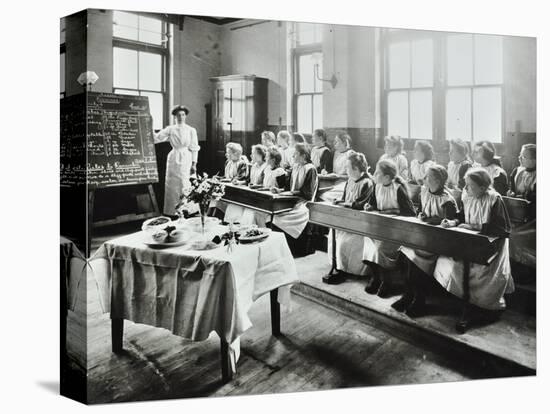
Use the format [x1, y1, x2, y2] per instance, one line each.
[400, 187, 457, 275]
[433, 190, 514, 310]
[154, 124, 200, 215]
[327, 177, 370, 276]
[272, 164, 315, 239]
[362, 182, 402, 269]
[320, 150, 350, 202]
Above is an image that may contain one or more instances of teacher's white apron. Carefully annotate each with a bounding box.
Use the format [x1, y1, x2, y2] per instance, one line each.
[154, 124, 200, 215]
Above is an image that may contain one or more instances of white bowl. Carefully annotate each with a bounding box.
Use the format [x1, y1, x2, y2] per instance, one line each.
[142, 216, 172, 234]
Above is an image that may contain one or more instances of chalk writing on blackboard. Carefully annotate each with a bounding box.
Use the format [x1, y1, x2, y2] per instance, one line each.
[60, 92, 159, 188]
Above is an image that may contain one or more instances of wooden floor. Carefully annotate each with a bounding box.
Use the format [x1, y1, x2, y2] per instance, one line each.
[61, 227, 535, 404]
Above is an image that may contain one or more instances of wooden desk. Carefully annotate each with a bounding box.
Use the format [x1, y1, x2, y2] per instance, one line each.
[307, 202, 502, 333]
[221, 183, 300, 223]
[503, 196, 536, 269]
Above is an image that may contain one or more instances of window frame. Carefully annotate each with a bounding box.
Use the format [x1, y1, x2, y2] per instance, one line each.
[381, 29, 505, 148]
[112, 13, 170, 130]
[60, 43, 66, 99]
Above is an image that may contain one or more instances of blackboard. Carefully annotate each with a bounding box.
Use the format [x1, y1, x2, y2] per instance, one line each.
[60, 92, 159, 188]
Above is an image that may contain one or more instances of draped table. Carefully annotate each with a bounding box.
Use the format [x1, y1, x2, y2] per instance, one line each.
[90, 225, 299, 381]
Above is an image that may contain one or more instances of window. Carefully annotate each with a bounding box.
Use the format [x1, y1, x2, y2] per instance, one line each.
[113, 11, 165, 46]
[292, 23, 323, 134]
[60, 18, 66, 99]
[383, 30, 504, 144]
[60, 51, 66, 99]
[386, 37, 434, 140]
[445, 34, 503, 142]
[112, 11, 168, 130]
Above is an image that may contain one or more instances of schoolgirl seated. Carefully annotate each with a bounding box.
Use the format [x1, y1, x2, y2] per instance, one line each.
[320, 133, 355, 202]
[434, 167, 514, 314]
[223, 142, 249, 183]
[362, 159, 416, 297]
[472, 141, 508, 196]
[311, 128, 333, 174]
[211, 142, 249, 219]
[242, 147, 288, 226]
[509, 143, 536, 204]
[247, 144, 268, 187]
[409, 140, 436, 185]
[380, 135, 409, 179]
[261, 130, 277, 148]
[276, 130, 295, 170]
[272, 143, 318, 256]
[447, 139, 473, 191]
[392, 165, 459, 316]
[323, 152, 374, 285]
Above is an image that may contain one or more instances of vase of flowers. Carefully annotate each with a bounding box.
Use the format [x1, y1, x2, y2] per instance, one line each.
[175, 173, 225, 235]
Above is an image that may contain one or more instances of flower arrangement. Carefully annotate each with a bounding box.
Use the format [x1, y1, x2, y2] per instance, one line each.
[175, 173, 225, 231]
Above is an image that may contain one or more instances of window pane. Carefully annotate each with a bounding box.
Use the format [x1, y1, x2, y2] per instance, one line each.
[411, 39, 433, 87]
[446, 88, 471, 141]
[474, 35, 503, 85]
[139, 52, 162, 91]
[388, 91, 409, 137]
[297, 95, 312, 134]
[313, 94, 323, 131]
[389, 42, 410, 89]
[299, 54, 315, 93]
[473, 87, 501, 142]
[113, 47, 138, 89]
[60, 18, 65, 44]
[113, 11, 139, 41]
[138, 15, 163, 45]
[297, 23, 322, 45]
[113, 88, 140, 96]
[141, 91, 164, 131]
[410, 90, 432, 139]
[447, 34, 473, 86]
[60, 52, 65, 96]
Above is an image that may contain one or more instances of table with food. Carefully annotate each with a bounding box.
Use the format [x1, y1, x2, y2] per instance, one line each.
[89, 216, 300, 381]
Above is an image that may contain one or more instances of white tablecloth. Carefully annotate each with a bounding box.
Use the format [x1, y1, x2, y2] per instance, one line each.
[60, 236, 87, 312]
[90, 226, 299, 370]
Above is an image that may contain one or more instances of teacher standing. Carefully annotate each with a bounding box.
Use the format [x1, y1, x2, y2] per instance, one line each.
[154, 105, 201, 215]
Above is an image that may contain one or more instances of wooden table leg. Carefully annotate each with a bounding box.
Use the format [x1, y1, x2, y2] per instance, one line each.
[270, 289, 281, 336]
[220, 339, 234, 383]
[456, 261, 471, 334]
[329, 228, 337, 275]
[111, 317, 124, 353]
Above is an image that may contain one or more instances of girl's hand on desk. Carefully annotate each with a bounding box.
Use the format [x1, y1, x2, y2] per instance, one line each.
[363, 203, 375, 211]
[270, 187, 282, 193]
[441, 219, 457, 228]
[417, 212, 427, 221]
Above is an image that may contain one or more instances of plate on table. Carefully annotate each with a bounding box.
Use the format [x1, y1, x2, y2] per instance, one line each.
[144, 228, 193, 248]
[238, 227, 272, 243]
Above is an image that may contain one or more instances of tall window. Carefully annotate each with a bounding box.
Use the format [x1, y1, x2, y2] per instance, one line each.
[386, 37, 434, 140]
[112, 11, 168, 130]
[60, 18, 66, 99]
[445, 34, 503, 143]
[292, 23, 323, 134]
[384, 30, 504, 143]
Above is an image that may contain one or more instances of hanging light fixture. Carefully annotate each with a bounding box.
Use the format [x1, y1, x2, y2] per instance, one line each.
[77, 71, 99, 91]
[311, 26, 338, 89]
